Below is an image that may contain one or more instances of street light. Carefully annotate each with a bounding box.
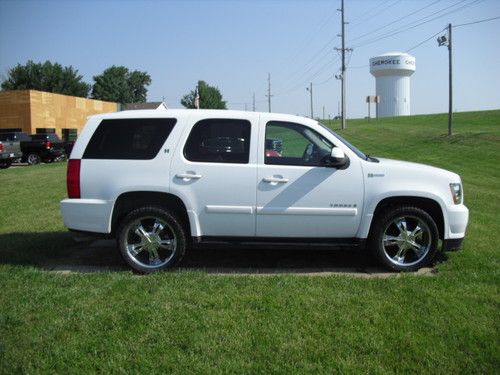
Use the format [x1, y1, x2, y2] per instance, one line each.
[306, 82, 313, 118]
[438, 24, 453, 136]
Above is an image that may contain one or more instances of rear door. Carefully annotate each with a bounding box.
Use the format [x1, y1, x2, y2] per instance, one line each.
[170, 113, 258, 237]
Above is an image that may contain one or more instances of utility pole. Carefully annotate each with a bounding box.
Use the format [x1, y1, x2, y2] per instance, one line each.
[266, 73, 273, 112]
[322, 106, 325, 120]
[253, 92, 256, 111]
[336, 0, 351, 129]
[438, 24, 453, 135]
[306, 82, 313, 118]
[448, 23, 453, 136]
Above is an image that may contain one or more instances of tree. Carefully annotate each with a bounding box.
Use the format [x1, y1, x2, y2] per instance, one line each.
[1, 60, 90, 97]
[181, 80, 226, 109]
[91, 66, 151, 104]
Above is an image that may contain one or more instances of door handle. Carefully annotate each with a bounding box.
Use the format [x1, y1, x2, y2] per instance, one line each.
[263, 177, 289, 183]
[175, 173, 202, 180]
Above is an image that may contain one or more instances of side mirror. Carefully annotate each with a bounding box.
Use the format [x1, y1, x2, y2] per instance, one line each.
[324, 147, 349, 169]
[331, 147, 345, 160]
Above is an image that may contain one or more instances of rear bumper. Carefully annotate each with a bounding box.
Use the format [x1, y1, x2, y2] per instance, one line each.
[0, 152, 22, 160]
[60, 198, 113, 233]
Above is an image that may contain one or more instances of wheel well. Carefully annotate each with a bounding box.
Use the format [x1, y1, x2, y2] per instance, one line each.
[371, 196, 444, 239]
[111, 192, 190, 237]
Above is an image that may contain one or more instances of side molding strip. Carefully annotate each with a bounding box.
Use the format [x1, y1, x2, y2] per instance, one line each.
[257, 207, 357, 216]
[205, 205, 254, 214]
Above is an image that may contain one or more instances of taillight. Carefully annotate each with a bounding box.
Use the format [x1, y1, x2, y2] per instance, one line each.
[0, 143, 3, 153]
[43, 141, 52, 149]
[67, 159, 81, 199]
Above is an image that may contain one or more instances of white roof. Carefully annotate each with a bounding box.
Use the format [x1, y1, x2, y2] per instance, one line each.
[88, 108, 319, 127]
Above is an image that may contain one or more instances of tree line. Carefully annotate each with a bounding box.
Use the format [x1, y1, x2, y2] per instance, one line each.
[0, 60, 226, 108]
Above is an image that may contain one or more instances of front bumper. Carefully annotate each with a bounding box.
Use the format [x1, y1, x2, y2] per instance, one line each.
[446, 204, 469, 239]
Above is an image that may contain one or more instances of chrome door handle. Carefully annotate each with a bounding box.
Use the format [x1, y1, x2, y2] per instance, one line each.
[263, 177, 289, 183]
[175, 173, 202, 179]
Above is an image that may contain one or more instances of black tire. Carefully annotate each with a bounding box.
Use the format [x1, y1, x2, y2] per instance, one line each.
[0, 160, 12, 169]
[368, 206, 439, 271]
[117, 206, 187, 274]
[26, 153, 41, 165]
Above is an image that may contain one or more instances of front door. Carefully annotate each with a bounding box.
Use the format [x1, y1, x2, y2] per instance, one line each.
[256, 120, 363, 238]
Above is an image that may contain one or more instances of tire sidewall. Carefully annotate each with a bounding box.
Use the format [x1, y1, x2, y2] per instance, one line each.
[27, 153, 41, 165]
[369, 206, 439, 271]
[117, 206, 187, 274]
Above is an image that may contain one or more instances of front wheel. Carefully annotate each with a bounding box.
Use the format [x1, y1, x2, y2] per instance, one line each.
[117, 206, 187, 273]
[368, 206, 439, 271]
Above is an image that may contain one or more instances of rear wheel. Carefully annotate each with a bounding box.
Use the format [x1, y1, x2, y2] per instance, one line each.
[117, 206, 187, 273]
[0, 160, 12, 169]
[369, 206, 439, 271]
[26, 153, 41, 165]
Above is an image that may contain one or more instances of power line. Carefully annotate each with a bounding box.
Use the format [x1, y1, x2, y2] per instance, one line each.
[275, 55, 340, 97]
[349, 0, 443, 42]
[453, 15, 500, 27]
[349, 64, 369, 69]
[406, 28, 446, 52]
[351, 0, 482, 49]
[351, 0, 471, 48]
[348, 0, 398, 25]
[284, 4, 338, 65]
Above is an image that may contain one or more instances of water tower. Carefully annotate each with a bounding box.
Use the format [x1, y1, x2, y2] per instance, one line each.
[369, 52, 416, 117]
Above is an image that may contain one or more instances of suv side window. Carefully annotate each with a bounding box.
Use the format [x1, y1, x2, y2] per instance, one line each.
[83, 118, 176, 160]
[265, 121, 333, 166]
[184, 118, 251, 164]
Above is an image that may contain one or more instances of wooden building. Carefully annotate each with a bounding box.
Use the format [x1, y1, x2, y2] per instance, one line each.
[0, 90, 118, 138]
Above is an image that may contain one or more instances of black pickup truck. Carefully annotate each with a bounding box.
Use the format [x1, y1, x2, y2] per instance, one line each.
[0, 132, 65, 165]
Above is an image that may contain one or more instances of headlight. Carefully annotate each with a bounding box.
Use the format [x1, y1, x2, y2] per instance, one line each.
[450, 183, 463, 204]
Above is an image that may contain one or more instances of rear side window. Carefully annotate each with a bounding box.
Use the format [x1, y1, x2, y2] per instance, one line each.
[83, 118, 176, 160]
[184, 119, 251, 163]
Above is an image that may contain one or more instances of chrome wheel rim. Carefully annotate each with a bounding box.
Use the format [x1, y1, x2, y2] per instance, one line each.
[124, 216, 177, 269]
[28, 154, 39, 164]
[381, 215, 432, 267]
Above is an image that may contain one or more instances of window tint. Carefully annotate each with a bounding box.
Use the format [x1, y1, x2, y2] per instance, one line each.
[83, 118, 176, 160]
[265, 121, 333, 166]
[0, 133, 30, 142]
[31, 134, 60, 141]
[184, 119, 251, 163]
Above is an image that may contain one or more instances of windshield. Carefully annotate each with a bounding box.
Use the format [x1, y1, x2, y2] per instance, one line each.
[318, 122, 367, 160]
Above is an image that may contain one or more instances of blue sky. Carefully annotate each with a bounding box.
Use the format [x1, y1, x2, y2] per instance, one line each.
[0, 0, 499, 118]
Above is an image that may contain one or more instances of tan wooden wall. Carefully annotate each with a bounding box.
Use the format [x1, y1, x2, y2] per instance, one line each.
[0, 90, 32, 134]
[0, 90, 118, 138]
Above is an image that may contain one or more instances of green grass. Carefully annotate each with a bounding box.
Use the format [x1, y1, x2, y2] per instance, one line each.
[1, 110, 499, 374]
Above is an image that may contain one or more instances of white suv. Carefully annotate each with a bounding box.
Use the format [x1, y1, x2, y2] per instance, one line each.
[60, 109, 469, 273]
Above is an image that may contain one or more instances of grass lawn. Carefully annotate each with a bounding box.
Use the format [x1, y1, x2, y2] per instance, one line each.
[0, 110, 499, 374]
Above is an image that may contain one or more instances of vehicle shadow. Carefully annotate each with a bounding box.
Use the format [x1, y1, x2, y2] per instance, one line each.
[0, 231, 440, 276]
